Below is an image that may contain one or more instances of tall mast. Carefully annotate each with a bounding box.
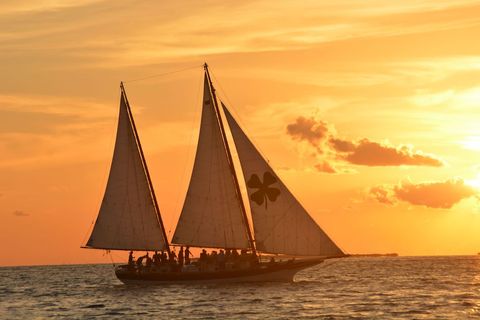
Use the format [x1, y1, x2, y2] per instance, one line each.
[203, 63, 256, 254]
[120, 82, 171, 253]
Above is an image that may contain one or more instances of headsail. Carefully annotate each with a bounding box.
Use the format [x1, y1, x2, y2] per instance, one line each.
[172, 75, 250, 249]
[86, 85, 168, 251]
[222, 103, 344, 257]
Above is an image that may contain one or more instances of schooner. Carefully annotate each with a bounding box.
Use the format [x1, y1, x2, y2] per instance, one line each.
[83, 64, 345, 283]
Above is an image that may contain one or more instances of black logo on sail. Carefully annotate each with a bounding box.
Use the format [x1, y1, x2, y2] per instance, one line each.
[247, 172, 280, 209]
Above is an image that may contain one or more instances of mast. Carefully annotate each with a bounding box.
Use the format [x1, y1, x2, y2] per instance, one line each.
[120, 82, 171, 253]
[203, 63, 256, 254]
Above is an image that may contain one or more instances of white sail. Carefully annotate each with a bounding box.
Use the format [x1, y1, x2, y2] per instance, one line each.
[86, 89, 168, 251]
[172, 75, 250, 249]
[222, 103, 344, 256]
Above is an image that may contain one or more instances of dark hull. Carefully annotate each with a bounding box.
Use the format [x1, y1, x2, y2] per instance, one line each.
[115, 258, 324, 284]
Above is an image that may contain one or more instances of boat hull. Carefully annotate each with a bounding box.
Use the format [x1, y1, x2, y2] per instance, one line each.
[115, 258, 324, 284]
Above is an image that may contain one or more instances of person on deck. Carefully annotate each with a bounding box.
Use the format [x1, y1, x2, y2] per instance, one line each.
[269, 256, 275, 265]
[209, 251, 218, 271]
[153, 251, 161, 266]
[161, 250, 168, 264]
[168, 250, 177, 265]
[199, 249, 208, 271]
[218, 250, 226, 270]
[128, 251, 135, 266]
[145, 253, 153, 269]
[178, 247, 184, 269]
[184, 247, 191, 265]
[136, 255, 145, 271]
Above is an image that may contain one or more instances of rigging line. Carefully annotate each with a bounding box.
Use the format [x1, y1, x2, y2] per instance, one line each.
[170, 67, 204, 237]
[81, 91, 120, 247]
[124, 64, 203, 83]
[82, 91, 119, 244]
[106, 250, 116, 268]
[208, 68, 274, 166]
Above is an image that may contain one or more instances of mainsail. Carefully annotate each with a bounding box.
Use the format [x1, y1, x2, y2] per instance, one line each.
[172, 75, 250, 249]
[222, 103, 344, 257]
[86, 84, 169, 251]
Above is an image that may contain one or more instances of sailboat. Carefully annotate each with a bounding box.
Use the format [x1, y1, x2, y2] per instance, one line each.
[83, 64, 345, 283]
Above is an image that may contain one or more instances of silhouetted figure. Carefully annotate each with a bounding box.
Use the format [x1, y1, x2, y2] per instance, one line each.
[185, 247, 191, 265]
[269, 256, 275, 265]
[128, 251, 135, 266]
[178, 247, 184, 268]
[218, 249, 226, 270]
[136, 255, 145, 271]
[199, 249, 208, 271]
[209, 251, 218, 271]
[169, 250, 177, 264]
[161, 250, 168, 264]
[145, 252, 153, 268]
[153, 251, 161, 266]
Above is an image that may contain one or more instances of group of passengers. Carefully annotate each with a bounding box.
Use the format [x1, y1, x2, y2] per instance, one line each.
[128, 246, 191, 271]
[127, 247, 259, 272]
[198, 249, 258, 271]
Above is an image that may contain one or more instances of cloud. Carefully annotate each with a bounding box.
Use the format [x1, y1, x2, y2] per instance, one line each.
[369, 186, 395, 205]
[338, 139, 443, 167]
[286, 116, 329, 149]
[329, 137, 356, 152]
[287, 117, 443, 169]
[370, 179, 477, 209]
[13, 210, 29, 217]
[315, 161, 337, 173]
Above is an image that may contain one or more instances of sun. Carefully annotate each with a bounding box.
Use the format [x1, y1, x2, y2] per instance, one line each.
[465, 174, 480, 189]
[461, 136, 480, 151]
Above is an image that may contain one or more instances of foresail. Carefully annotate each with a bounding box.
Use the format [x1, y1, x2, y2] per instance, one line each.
[172, 75, 250, 249]
[223, 103, 344, 257]
[86, 90, 168, 251]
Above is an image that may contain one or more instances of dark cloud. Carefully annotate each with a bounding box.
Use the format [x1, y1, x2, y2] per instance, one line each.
[340, 139, 443, 167]
[329, 137, 356, 152]
[13, 210, 29, 217]
[369, 186, 395, 205]
[287, 117, 443, 168]
[315, 161, 337, 173]
[286, 117, 328, 148]
[370, 179, 477, 209]
[394, 179, 476, 209]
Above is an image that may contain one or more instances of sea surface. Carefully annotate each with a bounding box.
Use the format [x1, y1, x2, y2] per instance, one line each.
[1, 256, 479, 319]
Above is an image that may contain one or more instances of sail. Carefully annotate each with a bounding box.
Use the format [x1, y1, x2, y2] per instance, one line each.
[222, 103, 344, 256]
[172, 75, 250, 249]
[86, 88, 168, 251]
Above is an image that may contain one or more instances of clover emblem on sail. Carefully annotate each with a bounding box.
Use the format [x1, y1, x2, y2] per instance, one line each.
[247, 172, 280, 209]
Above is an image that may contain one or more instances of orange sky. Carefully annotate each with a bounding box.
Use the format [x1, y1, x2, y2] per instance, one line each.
[1, 1, 480, 266]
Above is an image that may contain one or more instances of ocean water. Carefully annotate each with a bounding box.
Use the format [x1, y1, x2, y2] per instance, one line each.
[1, 256, 479, 319]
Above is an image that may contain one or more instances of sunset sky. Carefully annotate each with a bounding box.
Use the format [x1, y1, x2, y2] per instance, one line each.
[1, 0, 480, 266]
